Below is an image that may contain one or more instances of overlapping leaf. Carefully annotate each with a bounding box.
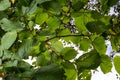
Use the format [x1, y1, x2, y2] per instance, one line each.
[93, 36, 106, 55]
[61, 47, 77, 60]
[76, 50, 101, 72]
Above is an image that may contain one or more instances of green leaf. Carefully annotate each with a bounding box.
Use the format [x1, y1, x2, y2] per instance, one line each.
[78, 70, 91, 80]
[58, 29, 71, 36]
[75, 16, 88, 33]
[18, 30, 32, 40]
[101, 0, 108, 5]
[62, 62, 77, 80]
[62, 62, 75, 69]
[76, 50, 101, 72]
[0, 18, 23, 32]
[100, 55, 112, 74]
[108, 0, 118, 7]
[110, 36, 119, 51]
[114, 56, 120, 74]
[36, 0, 51, 4]
[61, 47, 77, 60]
[86, 21, 107, 34]
[79, 38, 91, 51]
[0, 11, 8, 20]
[0, 0, 10, 11]
[4, 60, 18, 67]
[1, 31, 17, 49]
[33, 64, 65, 80]
[64, 69, 77, 80]
[91, 11, 103, 19]
[35, 13, 48, 25]
[47, 2, 61, 15]
[72, 0, 88, 11]
[17, 38, 33, 58]
[62, 6, 69, 12]
[51, 40, 63, 52]
[18, 61, 31, 70]
[93, 36, 106, 55]
[46, 17, 60, 32]
[2, 50, 12, 60]
[36, 51, 51, 66]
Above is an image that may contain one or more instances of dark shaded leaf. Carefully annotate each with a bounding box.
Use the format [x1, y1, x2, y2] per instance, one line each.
[32, 64, 65, 80]
[61, 47, 77, 60]
[76, 50, 101, 73]
[86, 21, 107, 34]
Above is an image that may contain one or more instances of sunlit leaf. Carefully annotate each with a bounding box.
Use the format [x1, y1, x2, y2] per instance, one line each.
[46, 17, 60, 32]
[35, 13, 48, 25]
[1, 31, 17, 49]
[0, 0, 10, 11]
[75, 16, 88, 33]
[51, 40, 63, 52]
[0, 18, 23, 32]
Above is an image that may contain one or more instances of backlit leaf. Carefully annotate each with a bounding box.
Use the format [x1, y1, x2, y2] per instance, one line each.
[78, 70, 91, 80]
[75, 16, 88, 33]
[114, 56, 120, 74]
[79, 38, 91, 51]
[62, 62, 77, 80]
[100, 55, 112, 74]
[93, 36, 106, 55]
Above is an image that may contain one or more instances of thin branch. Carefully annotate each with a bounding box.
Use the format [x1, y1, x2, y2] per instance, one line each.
[45, 34, 90, 42]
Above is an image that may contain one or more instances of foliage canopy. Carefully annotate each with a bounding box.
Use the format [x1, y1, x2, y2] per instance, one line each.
[0, 0, 120, 80]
